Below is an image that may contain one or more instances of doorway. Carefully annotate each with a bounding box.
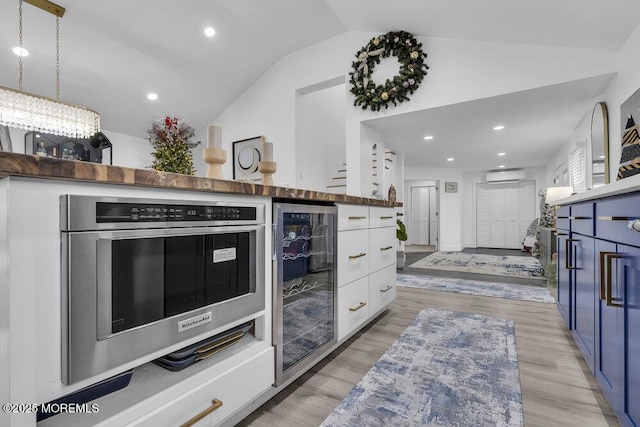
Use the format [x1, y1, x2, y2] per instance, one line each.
[409, 185, 438, 251]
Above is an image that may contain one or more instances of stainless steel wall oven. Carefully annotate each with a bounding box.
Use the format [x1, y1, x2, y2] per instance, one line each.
[61, 195, 265, 384]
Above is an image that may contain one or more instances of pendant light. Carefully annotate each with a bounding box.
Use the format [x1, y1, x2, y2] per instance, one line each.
[0, 0, 100, 139]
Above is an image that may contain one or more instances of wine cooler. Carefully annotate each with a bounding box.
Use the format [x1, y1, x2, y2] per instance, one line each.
[273, 202, 337, 386]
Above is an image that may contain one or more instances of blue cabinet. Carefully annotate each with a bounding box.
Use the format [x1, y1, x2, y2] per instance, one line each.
[558, 193, 640, 427]
[572, 235, 596, 373]
[556, 232, 573, 329]
[619, 244, 640, 427]
[594, 239, 623, 417]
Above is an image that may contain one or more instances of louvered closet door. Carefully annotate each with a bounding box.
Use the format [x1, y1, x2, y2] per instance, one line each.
[476, 181, 536, 249]
[429, 187, 438, 246]
[503, 185, 521, 249]
[490, 185, 506, 247]
[476, 184, 491, 247]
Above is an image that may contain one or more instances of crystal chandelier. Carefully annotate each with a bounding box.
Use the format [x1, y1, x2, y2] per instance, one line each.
[0, 0, 100, 139]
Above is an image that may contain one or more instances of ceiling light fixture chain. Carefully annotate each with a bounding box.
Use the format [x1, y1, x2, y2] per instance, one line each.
[0, 0, 100, 139]
[18, 0, 23, 91]
[56, 15, 60, 100]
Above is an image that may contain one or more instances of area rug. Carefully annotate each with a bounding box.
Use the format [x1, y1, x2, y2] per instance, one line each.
[408, 251, 543, 278]
[321, 308, 523, 427]
[397, 274, 555, 304]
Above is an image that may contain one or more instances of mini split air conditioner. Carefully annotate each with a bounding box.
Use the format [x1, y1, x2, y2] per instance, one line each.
[486, 169, 526, 182]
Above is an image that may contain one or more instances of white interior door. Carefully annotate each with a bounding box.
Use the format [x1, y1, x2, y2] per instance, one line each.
[410, 186, 436, 246]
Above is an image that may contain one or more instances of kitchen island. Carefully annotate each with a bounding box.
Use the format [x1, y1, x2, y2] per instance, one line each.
[0, 152, 399, 427]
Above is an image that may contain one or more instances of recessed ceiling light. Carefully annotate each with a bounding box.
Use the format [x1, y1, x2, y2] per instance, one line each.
[204, 27, 216, 37]
[446, 158, 454, 162]
[499, 165, 506, 168]
[493, 125, 505, 131]
[12, 46, 28, 57]
[498, 152, 506, 156]
[423, 135, 433, 140]
[147, 93, 158, 101]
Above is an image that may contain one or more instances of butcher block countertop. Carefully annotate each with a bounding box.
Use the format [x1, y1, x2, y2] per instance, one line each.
[0, 152, 401, 207]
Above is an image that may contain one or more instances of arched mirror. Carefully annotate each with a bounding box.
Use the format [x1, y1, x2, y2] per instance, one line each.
[590, 102, 609, 188]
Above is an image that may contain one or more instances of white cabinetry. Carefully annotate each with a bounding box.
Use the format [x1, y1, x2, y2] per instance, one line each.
[336, 204, 396, 342]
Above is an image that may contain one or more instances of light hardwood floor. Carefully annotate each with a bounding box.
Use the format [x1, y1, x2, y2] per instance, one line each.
[238, 286, 619, 427]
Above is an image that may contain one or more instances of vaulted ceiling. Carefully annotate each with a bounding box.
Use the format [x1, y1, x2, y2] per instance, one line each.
[1, 0, 639, 165]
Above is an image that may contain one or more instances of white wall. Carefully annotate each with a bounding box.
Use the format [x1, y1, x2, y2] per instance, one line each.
[212, 30, 617, 192]
[295, 83, 346, 191]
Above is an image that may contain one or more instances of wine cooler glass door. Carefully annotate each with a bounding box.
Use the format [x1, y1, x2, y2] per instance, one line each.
[274, 203, 337, 386]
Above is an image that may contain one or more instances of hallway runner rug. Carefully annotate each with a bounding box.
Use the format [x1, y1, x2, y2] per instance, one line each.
[321, 308, 523, 427]
[408, 251, 544, 278]
[397, 274, 555, 304]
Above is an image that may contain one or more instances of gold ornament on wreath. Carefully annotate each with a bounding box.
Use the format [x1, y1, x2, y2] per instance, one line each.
[349, 31, 429, 111]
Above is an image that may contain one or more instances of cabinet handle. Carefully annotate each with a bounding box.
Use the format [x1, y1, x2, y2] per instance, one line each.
[565, 238, 579, 270]
[180, 399, 223, 427]
[349, 253, 367, 259]
[380, 216, 393, 219]
[629, 220, 640, 232]
[555, 232, 568, 236]
[348, 216, 366, 220]
[570, 216, 591, 220]
[380, 285, 393, 293]
[380, 246, 393, 251]
[605, 253, 623, 308]
[557, 216, 570, 219]
[349, 301, 367, 312]
[598, 216, 632, 221]
[598, 252, 615, 301]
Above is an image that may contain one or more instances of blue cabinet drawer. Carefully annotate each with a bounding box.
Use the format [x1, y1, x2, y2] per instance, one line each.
[596, 195, 640, 247]
[557, 205, 570, 231]
[571, 202, 595, 236]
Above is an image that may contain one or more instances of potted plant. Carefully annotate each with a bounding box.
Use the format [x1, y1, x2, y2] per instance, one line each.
[397, 212, 408, 269]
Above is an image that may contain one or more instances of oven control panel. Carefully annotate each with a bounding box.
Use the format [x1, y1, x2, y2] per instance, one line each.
[95, 202, 257, 223]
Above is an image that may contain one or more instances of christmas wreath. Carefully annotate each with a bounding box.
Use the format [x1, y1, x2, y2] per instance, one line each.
[349, 31, 428, 111]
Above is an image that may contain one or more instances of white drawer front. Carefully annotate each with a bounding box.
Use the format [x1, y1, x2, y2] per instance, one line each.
[338, 229, 369, 287]
[369, 206, 396, 229]
[368, 227, 396, 273]
[369, 265, 397, 315]
[337, 276, 370, 341]
[338, 204, 370, 231]
[133, 348, 274, 427]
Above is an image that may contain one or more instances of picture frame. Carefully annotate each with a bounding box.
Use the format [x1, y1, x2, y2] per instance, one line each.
[444, 181, 458, 193]
[0, 126, 13, 152]
[232, 136, 265, 181]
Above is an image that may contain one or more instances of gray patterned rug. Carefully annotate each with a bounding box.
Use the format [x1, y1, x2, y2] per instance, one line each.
[397, 274, 555, 304]
[409, 251, 543, 278]
[321, 309, 523, 427]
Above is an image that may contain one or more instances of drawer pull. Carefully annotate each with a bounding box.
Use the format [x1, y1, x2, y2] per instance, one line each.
[380, 246, 393, 251]
[181, 399, 223, 427]
[557, 216, 569, 219]
[380, 285, 393, 293]
[569, 216, 591, 220]
[565, 238, 579, 270]
[380, 216, 393, 219]
[349, 253, 367, 259]
[349, 301, 367, 312]
[598, 216, 632, 221]
[348, 216, 366, 220]
[629, 219, 640, 232]
[555, 232, 568, 236]
[604, 253, 623, 308]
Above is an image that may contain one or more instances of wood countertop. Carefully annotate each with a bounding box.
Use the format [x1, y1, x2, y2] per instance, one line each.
[0, 152, 401, 207]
